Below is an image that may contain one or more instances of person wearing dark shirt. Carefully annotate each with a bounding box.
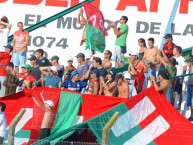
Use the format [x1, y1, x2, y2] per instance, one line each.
[61, 70, 87, 93]
[35, 48, 51, 67]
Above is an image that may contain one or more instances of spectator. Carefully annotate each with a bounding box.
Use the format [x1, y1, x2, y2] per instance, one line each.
[173, 46, 187, 110]
[50, 55, 64, 79]
[162, 33, 176, 58]
[0, 45, 13, 97]
[32, 91, 54, 140]
[29, 55, 41, 86]
[109, 16, 128, 68]
[150, 68, 169, 95]
[35, 49, 51, 67]
[100, 70, 117, 96]
[75, 53, 88, 80]
[0, 16, 12, 52]
[63, 56, 76, 80]
[87, 69, 99, 95]
[102, 50, 112, 71]
[40, 66, 61, 88]
[115, 74, 129, 98]
[61, 70, 87, 93]
[4, 62, 19, 96]
[138, 38, 147, 60]
[0, 102, 6, 144]
[124, 72, 137, 98]
[12, 22, 29, 73]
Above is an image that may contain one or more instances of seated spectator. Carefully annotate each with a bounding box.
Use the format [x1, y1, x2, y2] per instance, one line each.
[3, 62, 19, 96]
[115, 74, 129, 98]
[61, 70, 87, 93]
[40, 66, 61, 88]
[102, 50, 112, 71]
[128, 58, 145, 93]
[150, 68, 169, 95]
[50, 55, 64, 79]
[29, 55, 41, 86]
[87, 69, 99, 95]
[124, 72, 137, 98]
[100, 70, 117, 96]
[63, 56, 76, 81]
[35, 49, 51, 67]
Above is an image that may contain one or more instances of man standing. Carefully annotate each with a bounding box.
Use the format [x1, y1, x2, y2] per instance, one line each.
[0, 102, 6, 144]
[115, 74, 129, 98]
[12, 22, 29, 73]
[0, 45, 13, 97]
[35, 49, 51, 67]
[50, 56, 64, 79]
[32, 91, 54, 140]
[109, 16, 128, 68]
[173, 46, 186, 110]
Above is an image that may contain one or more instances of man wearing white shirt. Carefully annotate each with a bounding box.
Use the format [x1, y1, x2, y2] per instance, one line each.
[0, 102, 6, 144]
[173, 46, 187, 110]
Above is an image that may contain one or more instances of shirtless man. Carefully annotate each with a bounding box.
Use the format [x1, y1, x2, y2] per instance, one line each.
[143, 37, 160, 88]
[115, 74, 129, 98]
[32, 91, 54, 140]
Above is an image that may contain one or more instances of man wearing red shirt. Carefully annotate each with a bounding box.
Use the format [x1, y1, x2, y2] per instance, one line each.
[0, 45, 12, 97]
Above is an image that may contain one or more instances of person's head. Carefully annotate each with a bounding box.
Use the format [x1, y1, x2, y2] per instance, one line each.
[17, 22, 24, 31]
[44, 100, 54, 110]
[173, 46, 182, 56]
[67, 56, 73, 66]
[0, 16, 8, 28]
[147, 37, 155, 48]
[75, 53, 85, 63]
[169, 57, 178, 66]
[107, 70, 116, 80]
[138, 38, 146, 48]
[90, 69, 99, 79]
[129, 52, 138, 61]
[6, 62, 14, 71]
[50, 66, 58, 76]
[71, 70, 79, 81]
[124, 72, 131, 84]
[115, 74, 124, 86]
[93, 57, 102, 68]
[0, 102, 6, 112]
[104, 50, 112, 59]
[164, 33, 173, 43]
[120, 16, 128, 24]
[35, 49, 44, 58]
[51, 56, 59, 65]
[158, 69, 170, 81]
[185, 57, 193, 67]
[23, 64, 32, 74]
[136, 65, 144, 73]
[4, 45, 13, 53]
[29, 55, 38, 66]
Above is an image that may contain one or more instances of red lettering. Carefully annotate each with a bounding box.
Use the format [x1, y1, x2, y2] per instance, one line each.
[70, 0, 100, 8]
[0, 0, 7, 3]
[149, 0, 159, 12]
[179, 0, 193, 14]
[46, 0, 68, 7]
[13, 0, 42, 5]
[116, 0, 147, 11]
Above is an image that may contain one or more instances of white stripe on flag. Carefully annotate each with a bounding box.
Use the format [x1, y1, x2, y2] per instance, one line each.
[112, 96, 156, 137]
[123, 115, 170, 145]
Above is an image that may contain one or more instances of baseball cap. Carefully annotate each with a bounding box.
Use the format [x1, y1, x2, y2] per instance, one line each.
[124, 72, 131, 79]
[50, 66, 58, 73]
[44, 100, 54, 108]
[185, 57, 193, 62]
[67, 56, 73, 62]
[4, 45, 13, 52]
[115, 74, 124, 81]
[29, 55, 37, 61]
[129, 52, 139, 56]
[51, 56, 59, 61]
[71, 70, 79, 78]
[90, 69, 99, 76]
[24, 64, 32, 69]
[75, 53, 85, 58]
[163, 33, 172, 38]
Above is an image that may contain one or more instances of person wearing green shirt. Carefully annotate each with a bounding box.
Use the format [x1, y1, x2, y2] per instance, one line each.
[109, 16, 128, 68]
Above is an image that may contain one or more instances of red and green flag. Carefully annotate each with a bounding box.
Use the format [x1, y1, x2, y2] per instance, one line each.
[82, 2, 108, 53]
